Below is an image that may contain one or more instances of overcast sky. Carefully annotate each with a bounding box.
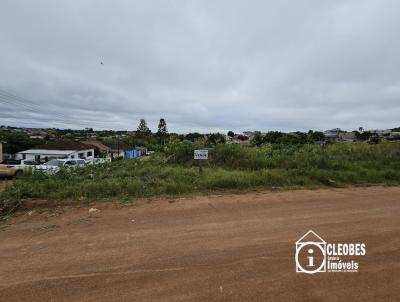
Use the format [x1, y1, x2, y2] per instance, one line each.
[1, 0, 400, 133]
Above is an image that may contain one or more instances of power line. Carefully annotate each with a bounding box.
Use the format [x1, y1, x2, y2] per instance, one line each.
[0, 89, 120, 129]
[0, 97, 106, 127]
[0, 90, 72, 119]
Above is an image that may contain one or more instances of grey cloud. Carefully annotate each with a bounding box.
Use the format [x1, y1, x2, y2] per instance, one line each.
[1, 0, 400, 133]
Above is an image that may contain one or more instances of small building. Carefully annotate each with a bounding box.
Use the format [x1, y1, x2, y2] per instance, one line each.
[124, 146, 148, 160]
[16, 141, 94, 163]
[124, 149, 142, 160]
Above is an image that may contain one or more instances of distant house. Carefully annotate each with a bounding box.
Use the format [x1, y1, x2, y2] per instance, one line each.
[16, 141, 94, 163]
[388, 132, 400, 141]
[242, 131, 255, 140]
[338, 132, 356, 142]
[226, 134, 250, 145]
[368, 129, 391, 137]
[324, 129, 358, 142]
[29, 135, 46, 139]
[324, 128, 342, 140]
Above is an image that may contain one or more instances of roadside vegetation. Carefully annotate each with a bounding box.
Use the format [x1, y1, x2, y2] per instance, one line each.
[2, 141, 400, 217]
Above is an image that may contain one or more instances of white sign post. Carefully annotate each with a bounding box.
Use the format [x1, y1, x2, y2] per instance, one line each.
[194, 149, 208, 160]
[194, 149, 208, 173]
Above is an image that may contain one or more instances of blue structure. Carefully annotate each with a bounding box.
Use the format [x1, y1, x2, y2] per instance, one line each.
[124, 149, 141, 160]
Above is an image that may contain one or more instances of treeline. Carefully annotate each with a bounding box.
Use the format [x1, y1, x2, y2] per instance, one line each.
[0, 130, 44, 154]
[251, 130, 325, 146]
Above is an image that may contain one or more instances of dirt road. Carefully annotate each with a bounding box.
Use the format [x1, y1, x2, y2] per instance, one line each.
[0, 187, 399, 301]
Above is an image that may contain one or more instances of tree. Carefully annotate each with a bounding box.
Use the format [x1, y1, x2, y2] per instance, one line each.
[157, 118, 168, 145]
[227, 131, 234, 137]
[157, 118, 167, 135]
[264, 131, 284, 144]
[359, 127, 364, 133]
[136, 119, 151, 136]
[354, 131, 373, 141]
[252, 131, 264, 146]
[0, 130, 43, 154]
[308, 130, 325, 142]
[207, 133, 226, 145]
[185, 132, 203, 142]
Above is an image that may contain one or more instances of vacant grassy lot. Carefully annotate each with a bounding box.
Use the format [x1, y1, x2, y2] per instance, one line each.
[1, 142, 400, 216]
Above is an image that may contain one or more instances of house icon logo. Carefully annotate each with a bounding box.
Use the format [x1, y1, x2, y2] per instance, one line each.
[295, 230, 326, 274]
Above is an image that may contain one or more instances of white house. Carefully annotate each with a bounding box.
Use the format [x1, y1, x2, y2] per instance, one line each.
[324, 128, 342, 139]
[368, 129, 391, 137]
[16, 141, 94, 163]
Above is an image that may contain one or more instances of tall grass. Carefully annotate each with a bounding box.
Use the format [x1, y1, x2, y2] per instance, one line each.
[166, 141, 400, 171]
[1, 142, 400, 217]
